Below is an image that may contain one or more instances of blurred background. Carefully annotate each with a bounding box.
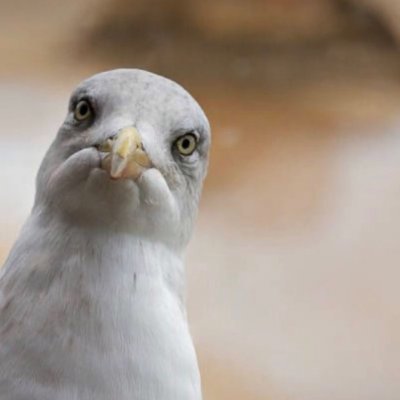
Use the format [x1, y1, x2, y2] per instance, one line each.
[1, 0, 400, 399]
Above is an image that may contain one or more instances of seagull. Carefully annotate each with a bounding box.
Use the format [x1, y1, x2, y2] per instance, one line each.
[0, 69, 210, 400]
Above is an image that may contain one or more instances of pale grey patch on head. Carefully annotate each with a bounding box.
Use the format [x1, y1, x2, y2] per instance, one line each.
[34, 69, 211, 247]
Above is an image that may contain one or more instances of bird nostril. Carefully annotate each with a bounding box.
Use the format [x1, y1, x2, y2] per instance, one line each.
[96, 137, 114, 153]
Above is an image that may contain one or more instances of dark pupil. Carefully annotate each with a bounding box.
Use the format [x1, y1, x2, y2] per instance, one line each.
[181, 138, 191, 149]
[78, 103, 88, 116]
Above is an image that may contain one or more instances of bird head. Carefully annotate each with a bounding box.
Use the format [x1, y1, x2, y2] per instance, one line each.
[35, 69, 211, 248]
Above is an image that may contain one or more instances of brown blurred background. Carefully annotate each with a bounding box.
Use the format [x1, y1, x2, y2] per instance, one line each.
[2, 1, 400, 399]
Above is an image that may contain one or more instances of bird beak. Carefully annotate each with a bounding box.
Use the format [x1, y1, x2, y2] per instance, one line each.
[98, 127, 152, 180]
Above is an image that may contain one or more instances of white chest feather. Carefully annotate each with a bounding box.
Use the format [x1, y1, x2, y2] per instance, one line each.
[0, 220, 201, 400]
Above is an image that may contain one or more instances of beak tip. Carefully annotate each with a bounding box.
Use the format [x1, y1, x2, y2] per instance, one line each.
[99, 126, 152, 180]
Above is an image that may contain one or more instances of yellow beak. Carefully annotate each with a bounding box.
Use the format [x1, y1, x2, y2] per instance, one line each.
[99, 127, 152, 180]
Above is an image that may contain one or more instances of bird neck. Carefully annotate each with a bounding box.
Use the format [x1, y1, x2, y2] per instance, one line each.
[5, 208, 187, 309]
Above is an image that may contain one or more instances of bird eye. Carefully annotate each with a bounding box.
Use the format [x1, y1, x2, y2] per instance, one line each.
[74, 100, 92, 121]
[175, 133, 198, 156]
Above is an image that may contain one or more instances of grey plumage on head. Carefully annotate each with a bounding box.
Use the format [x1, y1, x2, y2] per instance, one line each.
[36, 68, 211, 247]
[0, 69, 210, 400]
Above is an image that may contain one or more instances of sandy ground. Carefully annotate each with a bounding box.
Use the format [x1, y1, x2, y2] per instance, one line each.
[2, 1, 400, 399]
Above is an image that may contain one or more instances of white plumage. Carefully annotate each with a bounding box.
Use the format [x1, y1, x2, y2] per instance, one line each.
[0, 69, 210, 400]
